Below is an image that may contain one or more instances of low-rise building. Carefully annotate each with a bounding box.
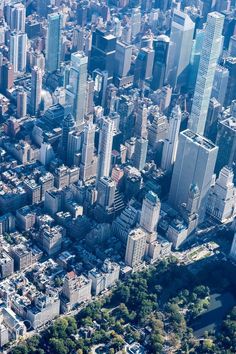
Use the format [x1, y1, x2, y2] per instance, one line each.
[25, 292, 60, 329]
[88, 259, 120, 295]
[16, 206, 36, 231]
[39, 225, 63, 256]
[147, 236, 172, 263]
[0, 182, 27, 214]
[61, 271, 91, 312]
[23, 179, 41, 205]
[207, 166, 236, 223]
[1, 307, 26, 341]
[166, 218, 188, 249]
[0, 213, 15, 235]
[0, 322, 9, 348]
[0, 252, 14, 279]
[11, 245, 32, 271]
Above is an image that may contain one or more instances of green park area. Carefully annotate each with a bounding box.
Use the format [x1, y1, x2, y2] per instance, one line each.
[11, 257, 236, 354]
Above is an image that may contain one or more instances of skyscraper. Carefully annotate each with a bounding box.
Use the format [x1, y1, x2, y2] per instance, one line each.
[131, 7, 141, 38]
[169, 129, 218, 222]
[148, 109, 168, 150]
[66, 52, 88, 126]
[161, 105, 182, 173]
[207, 166, 235, 222]
[0, 61, 14, 92]
[134, 47, 155, 84]
[17, 89, 27, 118]
[224, 57, 236, 107]
[97, 177, 116, 210]
[133, 137, 148, 171]
[189, 12, 224, 135]
[76, 3, 88, 27]
[97, 118, 114, 181]
[165, 10, 194, 91]
[229, 35, 236, 56]
[114, 41, 132, 78]
[89, 29, 116, 82]
[204, 97, 222, 142]
[85, 78, 94, 115]
[61, 113, 75, 164]
[9, 31, 27, 73]
[188, 29, 205, 92]
[9, 2, 26, 33]
[134, 103, 148, 139]
[151, 35, 170, 91]
[140, 191, 161, 233]
[93, 69, 108, 107]
[30, 66, 42, 116]
[211, 65, 229, 106]
[45, 13, 62, 73]
[31, 50, 45, 74]
[202, 0, 215, 19]
[121, 25, 131, 44]
[67, 130, 82, 166]
[80, 122, 97, 181]
[215, 116, 236, 174]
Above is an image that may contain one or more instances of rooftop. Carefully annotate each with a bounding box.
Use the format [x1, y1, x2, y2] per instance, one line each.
[182, 129, 217, 150]
[220, 116, 236, 131]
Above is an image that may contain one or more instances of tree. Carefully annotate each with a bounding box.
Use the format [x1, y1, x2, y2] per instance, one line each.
[111, 333, 125, 350]
[114, 285, 130, 303]
[81, 316, 93, 327]
[229, 306, 236, 321]
[114, 321, 124, 334]
[50, 318, 69, 339]
[11, 345, 28, 354]
[193, 285, 210, 299]
[131, 330, 141, 342]
[54, 276, 64, 287]
[118, 303, 130, 321]
[64, 338, 76, 352]
[26, 335, 40, 352]
[202, 339, 214, 351]
[138, 299, 154, 322]
[49, 338, 69, 354]
[66, 317, 77, 336]
[154, 285, 163, 295]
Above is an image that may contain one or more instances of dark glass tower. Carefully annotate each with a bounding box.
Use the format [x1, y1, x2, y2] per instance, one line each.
[89, 29, 116, 82]
[151, 35, 170, 91]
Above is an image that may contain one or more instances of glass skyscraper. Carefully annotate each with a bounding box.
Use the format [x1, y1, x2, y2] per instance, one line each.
[215, 116, 236, 174]
[188, 12, 224, 135]
[151, 34, 170, 91]
[66, 52, 88, 126]
[89, 29, 116, 83]
[165, 10, 194, 92]
[46, 13, 62, 73]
